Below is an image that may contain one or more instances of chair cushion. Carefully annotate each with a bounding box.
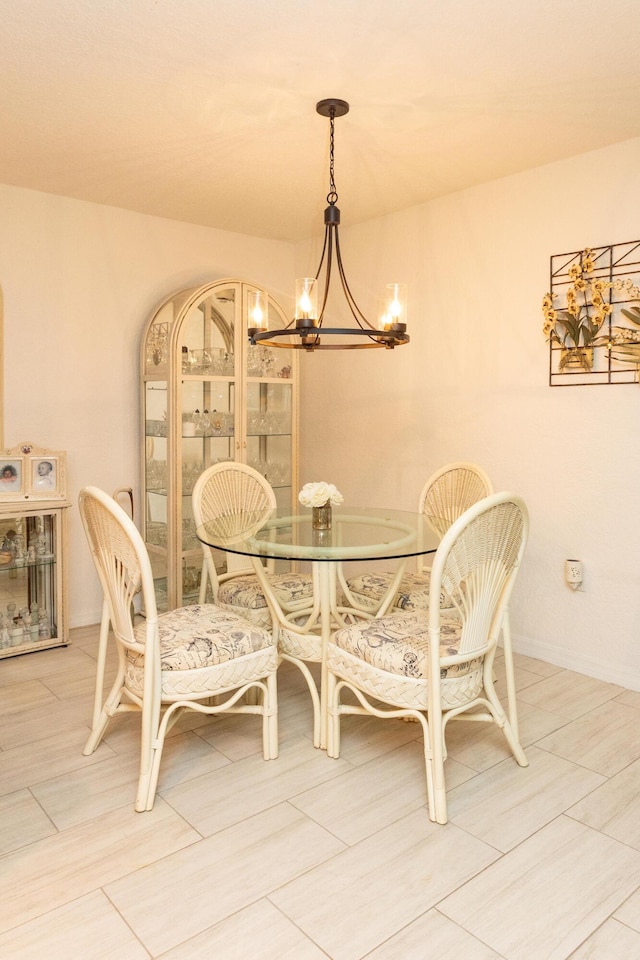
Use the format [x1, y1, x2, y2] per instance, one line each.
[218, 572, 313, 610]
[347, 570, 445, 610]
[331, 611, 482, 680]
[131, 603, 273, 671]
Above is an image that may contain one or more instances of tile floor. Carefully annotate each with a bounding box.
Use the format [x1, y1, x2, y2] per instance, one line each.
[2, 624, 640, 958]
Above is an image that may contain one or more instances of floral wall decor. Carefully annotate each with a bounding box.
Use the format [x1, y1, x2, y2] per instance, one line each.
[542, 241, 640, 385]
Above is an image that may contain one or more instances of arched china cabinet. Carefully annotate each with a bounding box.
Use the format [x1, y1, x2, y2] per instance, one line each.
[141, 279, 298, 610]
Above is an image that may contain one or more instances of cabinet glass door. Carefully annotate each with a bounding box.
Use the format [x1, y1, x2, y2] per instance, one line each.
[246, 294, 295, 509]
[144, 379, 168, 606]
[179, 287, 238, 603]
[0, 513, 59, 655]
[246, 381, 292, 509]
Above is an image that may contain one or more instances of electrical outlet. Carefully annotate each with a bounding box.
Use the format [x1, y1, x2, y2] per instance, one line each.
[565, 559, 583, 590]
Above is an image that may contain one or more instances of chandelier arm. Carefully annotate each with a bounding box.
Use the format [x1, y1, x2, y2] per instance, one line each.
[314, 225, 330, 285]
[333, 228, 376, 331]
[317, 226, 334, 325]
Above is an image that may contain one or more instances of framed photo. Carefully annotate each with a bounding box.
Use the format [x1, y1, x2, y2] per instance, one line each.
[32, 457, 58, 494]
[0, 459, 23, 498]
[0, 442, 67, 501]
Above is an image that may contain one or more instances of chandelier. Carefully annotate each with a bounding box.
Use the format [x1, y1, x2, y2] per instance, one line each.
[247, 99, 410, 351]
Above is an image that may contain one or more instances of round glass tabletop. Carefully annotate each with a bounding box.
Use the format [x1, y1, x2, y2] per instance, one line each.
[196, 505, 441, 562]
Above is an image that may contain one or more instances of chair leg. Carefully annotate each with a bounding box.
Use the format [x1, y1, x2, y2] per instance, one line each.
[421, 723, 437, 823]
[280, 653, 321, 748]
[83, 602, 116, 755]
[263, 672, 279, 760]
[501, 609, 519, 740]
[135, 676, 162, 812]
[483, 660, 529, 770]
[83, 667, 127, 755]
[428, 702, 448, 825]
[83, 697, 119, 756]
[326, 669, 340, 758]
[140, 728, 168, 813]
[135, 752, 159, 813]
[91, 601, 110, 729]
[502, 718, 528, 767]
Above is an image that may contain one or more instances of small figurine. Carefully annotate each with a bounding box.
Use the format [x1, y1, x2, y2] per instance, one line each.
[14, 534, 26, 565]
[39, 610, 51, 640]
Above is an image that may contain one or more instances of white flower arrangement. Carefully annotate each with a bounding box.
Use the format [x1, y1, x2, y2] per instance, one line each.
[298, 481, 343, 508]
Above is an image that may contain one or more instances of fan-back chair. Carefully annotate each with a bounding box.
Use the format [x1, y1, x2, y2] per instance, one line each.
[328, 492, 529, 824]
[341, 462, 520, 736]
[343, 462, 493, 614]
[192, 462, 313, 629]
[192, 462, 325, 744]
[80, 485, 278, 812]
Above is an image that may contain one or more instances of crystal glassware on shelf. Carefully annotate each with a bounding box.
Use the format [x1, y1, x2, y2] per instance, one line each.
[208, 411, 223, 435]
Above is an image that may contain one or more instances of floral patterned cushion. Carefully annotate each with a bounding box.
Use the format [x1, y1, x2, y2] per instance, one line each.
[130, 603, 273, 671]
[347, 570, 446, 609]
[331, 611, 482, 680]
[218, 572, 313, 610]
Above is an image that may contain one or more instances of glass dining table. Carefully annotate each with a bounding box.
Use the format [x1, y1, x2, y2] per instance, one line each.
[196, 506, 441, 748]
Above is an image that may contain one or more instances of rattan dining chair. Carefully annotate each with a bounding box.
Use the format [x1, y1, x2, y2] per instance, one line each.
[327, 492, 529, 824]
[343, 462, 493, 614]
[192, 462, 325, 742]
[192, 462, 314, 629]
[79, 485, 278, 812]
[340, 461, 520, 736]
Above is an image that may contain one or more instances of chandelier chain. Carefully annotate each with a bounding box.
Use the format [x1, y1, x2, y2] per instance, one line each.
[327, 108, 338, 205]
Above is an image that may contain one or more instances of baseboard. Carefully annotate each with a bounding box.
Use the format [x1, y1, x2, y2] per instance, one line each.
[510, 632, 640, 693]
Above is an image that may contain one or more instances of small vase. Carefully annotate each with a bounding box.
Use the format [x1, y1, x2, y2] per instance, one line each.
[312, 502, 332, 530]
[312, 526, 332, 546]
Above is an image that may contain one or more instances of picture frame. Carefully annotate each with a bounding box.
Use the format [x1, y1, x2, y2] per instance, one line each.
[0, 442, 67, 501]
[31, 457, 58, 495]
[0, 458, 23, 498]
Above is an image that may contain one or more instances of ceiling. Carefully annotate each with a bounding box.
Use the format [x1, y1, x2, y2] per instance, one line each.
[3, 0, 640, 242]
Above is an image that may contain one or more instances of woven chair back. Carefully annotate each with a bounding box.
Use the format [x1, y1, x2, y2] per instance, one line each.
[420, 462, 493, 538]
[192, 462, 277, 577]
[79, 486, 154, 650]
[429, 493, 528, 660]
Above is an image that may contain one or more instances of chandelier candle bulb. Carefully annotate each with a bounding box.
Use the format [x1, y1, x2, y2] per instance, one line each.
[295, 278, 318, 327]
[378, 299, 391, 331]
[247, 290, 268, 334]
[385, 283, 407, 329]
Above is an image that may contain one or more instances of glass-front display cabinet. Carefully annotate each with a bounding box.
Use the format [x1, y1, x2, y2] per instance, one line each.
[141, 279, 298, 611]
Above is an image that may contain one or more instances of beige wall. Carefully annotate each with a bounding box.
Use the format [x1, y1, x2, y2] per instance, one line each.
[298, 136, 640, 689]
[2, 135, 639, 688]
[0, 184, 294, 625]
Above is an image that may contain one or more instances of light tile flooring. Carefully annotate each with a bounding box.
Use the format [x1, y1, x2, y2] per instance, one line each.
[2, 624, 640, 958]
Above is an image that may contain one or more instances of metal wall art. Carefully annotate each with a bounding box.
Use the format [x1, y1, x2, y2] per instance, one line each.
[542, 241, 640, 386]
